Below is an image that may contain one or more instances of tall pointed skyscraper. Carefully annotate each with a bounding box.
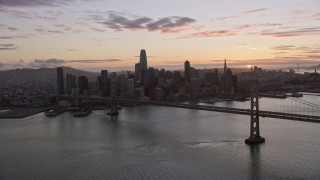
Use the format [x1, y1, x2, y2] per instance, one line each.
[224, 58, 227, 75]
[184, 60, 190, 83]
[140, 49, 147, 71]
[223, 58, 227, 93]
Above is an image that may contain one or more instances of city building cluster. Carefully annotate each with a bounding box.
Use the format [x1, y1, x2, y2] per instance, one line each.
[55, 49, 320, 103]
[1, 49, 319, 107]
[57, 49, 243, 101]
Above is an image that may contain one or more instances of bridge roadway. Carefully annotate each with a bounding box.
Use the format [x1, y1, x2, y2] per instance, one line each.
[55, 95, 320, 123]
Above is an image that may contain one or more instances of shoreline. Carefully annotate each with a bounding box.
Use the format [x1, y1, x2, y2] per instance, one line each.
[0, 107, 50, 119]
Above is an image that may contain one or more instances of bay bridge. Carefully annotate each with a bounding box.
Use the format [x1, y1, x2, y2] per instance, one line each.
[53, 80, 320, 145]
[55, 95, 320, 123]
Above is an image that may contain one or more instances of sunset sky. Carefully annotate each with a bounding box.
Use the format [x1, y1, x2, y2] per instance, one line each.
[0, 0, 320, 71]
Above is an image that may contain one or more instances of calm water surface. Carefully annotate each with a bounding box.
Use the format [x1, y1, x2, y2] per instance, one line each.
[1, 96, 320, 179]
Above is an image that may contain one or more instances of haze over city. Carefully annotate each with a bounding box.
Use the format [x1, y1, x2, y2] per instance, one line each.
[1, 0, 320, 71]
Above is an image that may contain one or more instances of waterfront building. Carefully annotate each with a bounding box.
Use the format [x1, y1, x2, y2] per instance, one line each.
[153, 87, 164, 101]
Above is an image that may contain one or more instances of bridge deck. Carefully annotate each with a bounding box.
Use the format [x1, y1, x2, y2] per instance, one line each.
[55, 95, 320, 123]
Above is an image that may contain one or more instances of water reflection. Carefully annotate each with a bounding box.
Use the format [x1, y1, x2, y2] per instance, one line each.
[249, 145, 262, 180]
[109, 115, 119, 127]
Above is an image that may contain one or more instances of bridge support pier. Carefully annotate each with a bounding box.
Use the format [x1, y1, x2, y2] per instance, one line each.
[245, 79, 265, 145]
[107, 80, 119, 116]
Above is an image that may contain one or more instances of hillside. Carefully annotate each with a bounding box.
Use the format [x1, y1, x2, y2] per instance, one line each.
[305, 64, 320, 69]
[0, 67, 99, 84]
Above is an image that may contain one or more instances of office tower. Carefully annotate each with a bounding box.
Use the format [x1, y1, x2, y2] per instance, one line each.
[110, 72, 117, 81]
[145, 67, 156, 87]
[66, 73, 76, 94]
[225, 68, 233, 94]
[117, 74, 126, 97]
[173, 71, 181, 84]
[101, 70, 109, 97]
[96, 76, 102, 91]
[140, 49, 148, 71]
[56, 67, 64, 95]
[205, 72, 214, 84]
[127, 79, 135, 98]
[232, 75, 238, 91]
[190, 68, 199, 79]
[223, 58, 227, 92]
[190, 78, 201, 95]
[213, 68, 219, 85]
[135, 63, 141, 82]
[78, 76, 88, 95]
[184, 60, 190, 82]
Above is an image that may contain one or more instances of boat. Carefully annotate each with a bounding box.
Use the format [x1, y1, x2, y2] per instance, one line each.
[46, 107, 66, 117]
[73, 105, 92, 117]
[291, 92, 303, 97]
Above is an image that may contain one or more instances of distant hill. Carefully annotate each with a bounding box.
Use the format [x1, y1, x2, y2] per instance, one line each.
[305, 64, 320, 69]
[0, 67, 99, 84]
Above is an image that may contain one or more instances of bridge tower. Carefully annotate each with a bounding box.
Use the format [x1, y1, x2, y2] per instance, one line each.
[107, 80, 119, 116]
[245, 79, 265, 145]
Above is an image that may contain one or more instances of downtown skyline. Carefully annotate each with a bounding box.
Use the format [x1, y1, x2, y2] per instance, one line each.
[1, 0, 320, 71]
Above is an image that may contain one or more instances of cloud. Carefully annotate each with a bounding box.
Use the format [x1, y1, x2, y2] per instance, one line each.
[67, 59, 123, 63]
[0, 0, 91, 9]
[270, 44, 320, 54]
[211, 16, 237, 21]
[0, 43, 17, 50]
[8, 27, 18, 31]
[249, 27, 320, 37]
[243, 8, 268, 13]
[47, 30, 64, 34]
[0, 58, 124, 69]
[179, 30, 237, 38]
[66, 49, 79, 51]
[236, 23, 282, 30]
[177, 23, 283, 39]
[209, 59, 320, 68]
[146, 16, 196, 33]
[28, 58, 65, 68]
[34, 25, 80, 35]
[290, 8, 320, 20]
[90, 27, 106, 32]
[99, 13, 196, 33]
[0, 35, 30, 39]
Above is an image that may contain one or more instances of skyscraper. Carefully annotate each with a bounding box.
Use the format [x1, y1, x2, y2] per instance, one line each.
[140, 49, 148, 71]
[78, 76, 88, 95]
[56, 67, 64, 95]
[223, 58, 227, 92]
[101, 70, 109, 97]
[213, 68, 219, 85]
[225, 68, 233, 94]
[135, 63, 141, 81]
[184, 60, 190, 83]
[66, 73, 76, 94]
